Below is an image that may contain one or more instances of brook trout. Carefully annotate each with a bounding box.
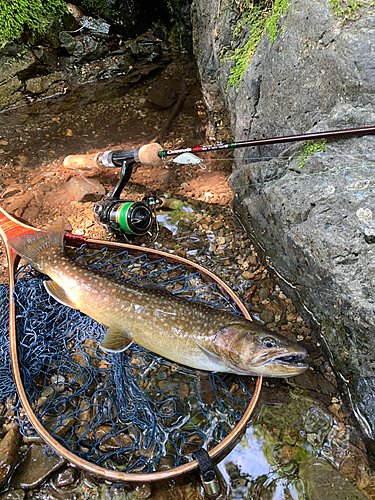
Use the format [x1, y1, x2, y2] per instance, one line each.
[8, 219, 308, 377]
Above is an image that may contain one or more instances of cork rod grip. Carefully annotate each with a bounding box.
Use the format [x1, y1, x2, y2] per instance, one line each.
[138, 143, 163, 166]
[63, 153, 102, 170]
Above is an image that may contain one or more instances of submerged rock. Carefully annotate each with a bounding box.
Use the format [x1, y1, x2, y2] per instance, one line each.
[299, 457, 368, 500]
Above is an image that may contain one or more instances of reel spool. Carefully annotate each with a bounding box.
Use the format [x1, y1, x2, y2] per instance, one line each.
[94, 199, 154, 236]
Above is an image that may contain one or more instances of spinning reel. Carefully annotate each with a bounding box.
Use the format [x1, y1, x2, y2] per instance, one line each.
[64, 143, 164, 239]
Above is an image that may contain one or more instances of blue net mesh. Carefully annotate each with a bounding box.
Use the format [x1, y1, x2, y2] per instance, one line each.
[0, 246, 256, 473]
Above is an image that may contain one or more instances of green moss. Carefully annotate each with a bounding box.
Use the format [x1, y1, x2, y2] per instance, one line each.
[0, 0, 68, 47]
[298, 140, 326, 168]
[227, 0, 290, 89]
[329, 0, 366, 18]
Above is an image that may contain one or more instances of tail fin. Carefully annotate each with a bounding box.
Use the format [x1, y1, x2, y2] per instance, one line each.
[7, 218, 65, 271]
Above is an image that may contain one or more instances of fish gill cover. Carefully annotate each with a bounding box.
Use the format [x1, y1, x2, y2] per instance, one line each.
[0, 245, 256, 472]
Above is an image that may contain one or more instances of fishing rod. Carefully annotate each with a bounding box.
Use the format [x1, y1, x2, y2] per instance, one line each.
[64, 125, 375, 171]
[63, 125, 375, 238]
[158, 125, 375, 158]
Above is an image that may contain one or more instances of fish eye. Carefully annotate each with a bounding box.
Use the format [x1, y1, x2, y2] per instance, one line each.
[262, 336, 278, 348]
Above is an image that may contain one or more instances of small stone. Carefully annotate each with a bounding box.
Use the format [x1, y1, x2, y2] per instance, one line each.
[0, 427, 21, 488]
[280, 445, 298, 464]
[244, 285, 257, 301]
[179, 383, 189, 399]
[258, 287, 269, 301]
[242, 271, 255, 280]
[133, 484, 152, 499]
[280, 324, 293, 331]
[96, 426, 134, 452]
[5, 192, 33, 213]
[21, 205, 39, 222]
[11, 444, 65, 489]
[266, 322, 277, 329]
[212, 221, 223, 230]
[146, 79, 179, 110]
[286, 313, 297, 322]
[328, 403, 342, 415]
[0, 489, 25, 500]
[248, 255, 257, 265]
[50, 374, 65, 392]
[260, 309, 275, 324]
[64, 177, 106, 203]
[52, 465, 79, 489]
[16, 155, 29, 169]
[299, 456, 368, 500]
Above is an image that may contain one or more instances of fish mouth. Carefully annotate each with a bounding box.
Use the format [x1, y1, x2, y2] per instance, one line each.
[272, 352, 308, 367]
[253, 351, 308, 373]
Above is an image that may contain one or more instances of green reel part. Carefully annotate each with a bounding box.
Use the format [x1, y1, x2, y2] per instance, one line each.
[109, 201, 153, 235]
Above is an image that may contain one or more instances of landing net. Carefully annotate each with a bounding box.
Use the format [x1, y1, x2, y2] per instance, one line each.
[0, 246, 256, 473]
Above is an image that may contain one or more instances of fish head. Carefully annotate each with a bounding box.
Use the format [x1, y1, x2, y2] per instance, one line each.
[213, 321, 308, 377]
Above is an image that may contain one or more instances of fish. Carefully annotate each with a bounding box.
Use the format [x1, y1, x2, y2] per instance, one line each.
[7, 219, 308, 378]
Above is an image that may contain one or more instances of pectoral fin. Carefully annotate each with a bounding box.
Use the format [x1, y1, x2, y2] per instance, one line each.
[44, 281, 77, 309]
[192, 338, 227, 370]
[100, 328, 133, 353]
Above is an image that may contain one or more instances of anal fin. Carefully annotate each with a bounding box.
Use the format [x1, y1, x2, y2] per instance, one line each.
[44, 281, 76, 309]
[100, 328, 133, 353]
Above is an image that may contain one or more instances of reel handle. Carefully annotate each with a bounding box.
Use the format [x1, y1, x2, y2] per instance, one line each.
[63, 142, 163, 169]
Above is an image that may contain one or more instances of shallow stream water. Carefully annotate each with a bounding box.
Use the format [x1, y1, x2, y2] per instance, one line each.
[0, 55, 374, 500]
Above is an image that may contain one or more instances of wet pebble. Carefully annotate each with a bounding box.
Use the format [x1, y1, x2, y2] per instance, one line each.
[259, 309, 275, 324]
[299, 456, 368, 500]
[10, 444, 65, 489]
[51, 466, 79, 489]
[258, 287, 269, 301]
[0, 489, 25, 500]
[0, 427, 21, 488]
[132, 484, 152, 499]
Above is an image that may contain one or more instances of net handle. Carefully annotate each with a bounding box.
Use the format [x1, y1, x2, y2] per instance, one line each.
[0, 207, 262, 482]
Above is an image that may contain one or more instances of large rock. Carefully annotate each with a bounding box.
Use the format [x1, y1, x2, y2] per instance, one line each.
[191, 0, 375, 438]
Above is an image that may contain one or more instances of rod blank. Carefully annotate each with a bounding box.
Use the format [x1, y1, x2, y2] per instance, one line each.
[159, 126, 375, 158]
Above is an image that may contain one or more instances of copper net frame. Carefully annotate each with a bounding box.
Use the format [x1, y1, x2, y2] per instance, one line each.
[0, 207, 262, 483]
